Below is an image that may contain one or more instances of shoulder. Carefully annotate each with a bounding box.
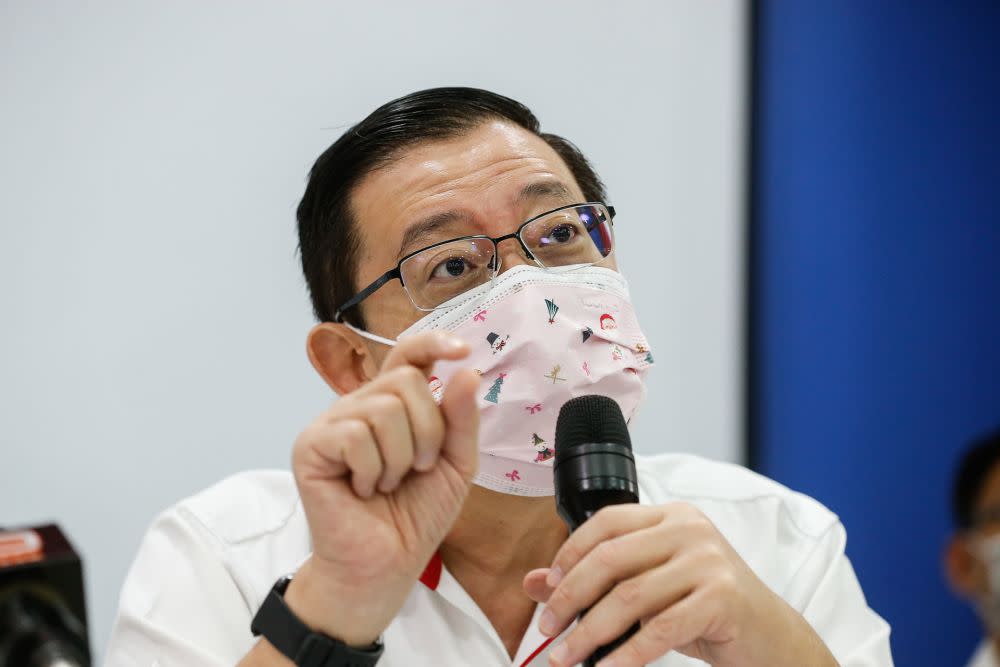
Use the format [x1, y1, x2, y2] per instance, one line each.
[109, 471, 306, 664]
[176, 469, 302, 545]
[635, 453, 838, 540]
[133, 470, 309, 612]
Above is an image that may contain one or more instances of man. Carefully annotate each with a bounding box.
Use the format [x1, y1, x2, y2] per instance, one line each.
[106, 88, 892, 666]
[946, 428, 1000, 667]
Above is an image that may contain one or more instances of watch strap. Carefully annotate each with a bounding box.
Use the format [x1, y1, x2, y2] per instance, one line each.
[251, 575, 383, 667]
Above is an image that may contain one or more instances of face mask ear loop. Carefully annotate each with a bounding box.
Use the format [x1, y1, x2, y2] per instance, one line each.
[343, 322, 398, 347]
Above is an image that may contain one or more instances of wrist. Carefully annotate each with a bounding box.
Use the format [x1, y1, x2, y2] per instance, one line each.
[751, 591, 838, 667]
[283, 558, 393, 648]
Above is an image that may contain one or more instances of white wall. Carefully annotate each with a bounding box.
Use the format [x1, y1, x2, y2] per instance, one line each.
[0, 1, 746, 662]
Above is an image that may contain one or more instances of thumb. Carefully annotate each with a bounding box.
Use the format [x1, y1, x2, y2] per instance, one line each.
[523, 568, 554, 603]
[439, 368, 481, 480]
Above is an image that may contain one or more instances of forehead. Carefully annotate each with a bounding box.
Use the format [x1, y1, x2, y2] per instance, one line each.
[349, 120, 583, 247]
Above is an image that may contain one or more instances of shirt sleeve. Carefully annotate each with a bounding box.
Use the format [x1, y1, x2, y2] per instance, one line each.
[105, 505, 259, 666]
[781, 520, 894, 667]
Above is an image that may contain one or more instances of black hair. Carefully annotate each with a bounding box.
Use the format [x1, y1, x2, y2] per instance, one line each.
[296, 87, 607, 327]
[953, 426, 1000, 529]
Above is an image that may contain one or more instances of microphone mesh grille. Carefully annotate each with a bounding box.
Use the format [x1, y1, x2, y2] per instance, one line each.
[554, 395, 632, 454]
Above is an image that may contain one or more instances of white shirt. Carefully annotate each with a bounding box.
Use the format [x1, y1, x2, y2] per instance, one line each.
[968, 641, 998, 667]
[106, 454, 893, 666]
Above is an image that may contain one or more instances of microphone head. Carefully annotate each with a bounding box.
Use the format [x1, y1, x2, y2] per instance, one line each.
[553, 395, 639, 530]
[555, 394, 632, 463]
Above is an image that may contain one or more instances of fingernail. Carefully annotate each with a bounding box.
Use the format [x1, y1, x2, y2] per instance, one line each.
[545, 566, 563, 588]
[538, 607, 557, 636]
[549, 643, 568, 666]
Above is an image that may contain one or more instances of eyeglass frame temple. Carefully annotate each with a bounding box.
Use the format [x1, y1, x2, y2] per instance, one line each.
[333, 268, 400, 323]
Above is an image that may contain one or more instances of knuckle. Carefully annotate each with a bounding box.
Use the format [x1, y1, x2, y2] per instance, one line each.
[710, 569, 740, 598]
[340, 419, 369, 445]
[548, 580, 575, 613]
[672, 502, 706, 523]
[612, 577, 643, 607]
[394, 365, 427, 388]
[677, 513, 714, 539]
[673, 501, 697, 514]
[593, 540, 620, 569]
[557, 543, 583, 570]
[645, 611, 677, 645]
[293, 424, 318, 452]
[369, 392, 404, 417]
[595, 504, 627, 523]
[618, 640, 649, 666]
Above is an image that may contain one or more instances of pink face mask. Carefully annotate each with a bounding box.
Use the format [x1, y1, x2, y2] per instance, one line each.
[348, 265, 653, 496]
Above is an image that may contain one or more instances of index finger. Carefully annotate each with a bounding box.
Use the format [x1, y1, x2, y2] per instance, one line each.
[381, 331, 470, 375]
[548, 505, 661, 586]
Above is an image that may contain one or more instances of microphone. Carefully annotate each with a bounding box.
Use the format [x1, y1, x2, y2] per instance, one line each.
[554, 395, 641, 667]
[0, 525, 90, 667]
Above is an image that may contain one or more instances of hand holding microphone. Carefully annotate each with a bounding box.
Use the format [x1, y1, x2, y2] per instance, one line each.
[524, 395, 837, 667]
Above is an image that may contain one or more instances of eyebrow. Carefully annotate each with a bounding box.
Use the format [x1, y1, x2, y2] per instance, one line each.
[395, 181, 578, 260]
[515, 181, 576, 205]
[396, 210, 469, 260]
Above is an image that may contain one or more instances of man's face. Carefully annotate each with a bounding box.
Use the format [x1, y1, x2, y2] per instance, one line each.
[347, 120, 608, 364]
[947, 461, 1000, 606]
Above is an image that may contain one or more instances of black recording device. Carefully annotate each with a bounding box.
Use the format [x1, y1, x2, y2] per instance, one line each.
[0, 525, 90, 667]
[554, 394, 642, 667]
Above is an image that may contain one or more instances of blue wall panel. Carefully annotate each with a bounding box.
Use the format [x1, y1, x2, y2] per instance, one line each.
[752, 2, 1000, 665]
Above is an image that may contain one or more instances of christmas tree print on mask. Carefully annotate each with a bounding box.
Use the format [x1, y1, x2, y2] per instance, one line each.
[545, 298, 559, 324]
[483, 372, 507, 404]
[532, 433, 554, 462]
[486, 332, 509, 354]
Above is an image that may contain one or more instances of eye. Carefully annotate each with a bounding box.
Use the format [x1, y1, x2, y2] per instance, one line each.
[431, 256, 471, 279]
[545, 224, 577, 244]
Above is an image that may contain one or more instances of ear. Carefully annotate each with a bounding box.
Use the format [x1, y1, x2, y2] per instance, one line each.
[306, 323, 379, 395]
[945, 533, 983, 599]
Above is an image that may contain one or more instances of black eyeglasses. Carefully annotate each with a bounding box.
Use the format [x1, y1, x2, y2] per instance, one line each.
[332, 202, 616, 322]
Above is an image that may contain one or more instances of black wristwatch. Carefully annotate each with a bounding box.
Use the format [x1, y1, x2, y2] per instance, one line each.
[251, 574, 384, 667]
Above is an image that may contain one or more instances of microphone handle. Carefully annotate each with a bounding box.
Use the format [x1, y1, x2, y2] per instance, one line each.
[582, 620, 641, 667]
[563, 505, 643, 667]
